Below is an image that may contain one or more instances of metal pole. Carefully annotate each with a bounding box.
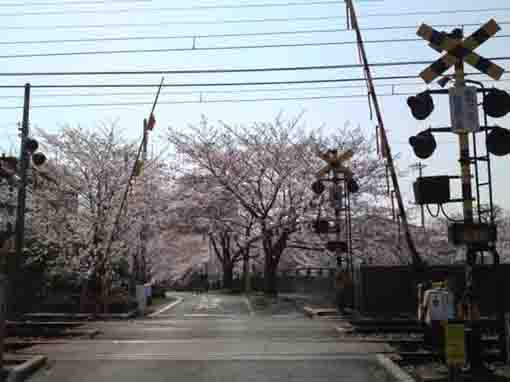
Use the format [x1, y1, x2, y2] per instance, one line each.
[346, 0, 423, 268]
[139, 118, 149, 283]
[11, 83, 30, 317]
[332, 169, 342, 269]
[453, 46, 481, 371]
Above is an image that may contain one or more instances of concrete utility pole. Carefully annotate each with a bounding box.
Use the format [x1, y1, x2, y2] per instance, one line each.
[11, 83, 30, 317]
[409, 162, 427, 228]
[139, 118, 149, 284]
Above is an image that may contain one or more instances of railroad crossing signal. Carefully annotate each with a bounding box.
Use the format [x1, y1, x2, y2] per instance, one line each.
[417, 19, 504, 84]
[317, 149, 354, 178]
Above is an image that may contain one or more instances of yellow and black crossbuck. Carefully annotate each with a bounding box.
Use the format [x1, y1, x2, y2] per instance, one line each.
[417, 19, 504, 84]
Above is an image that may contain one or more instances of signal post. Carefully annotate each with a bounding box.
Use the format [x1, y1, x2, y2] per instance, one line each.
[408, 19, 510, 375]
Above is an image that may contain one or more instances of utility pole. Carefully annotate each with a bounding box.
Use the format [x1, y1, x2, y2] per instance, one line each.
[410, 162, 427, 228]
[139, 118, 149, 284]
[345, 0, 423, 268]
[11, 83, 30, 317]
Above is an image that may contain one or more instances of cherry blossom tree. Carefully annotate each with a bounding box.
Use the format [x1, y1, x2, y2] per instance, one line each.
[27, 123, 171, 313]
[168, 114, 388, 294]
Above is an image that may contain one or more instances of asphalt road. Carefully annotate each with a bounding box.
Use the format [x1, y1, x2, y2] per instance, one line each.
[25, 293, 390, 382]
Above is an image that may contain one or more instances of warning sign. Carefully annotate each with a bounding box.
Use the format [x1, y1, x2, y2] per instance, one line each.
[445, 324, 465, 365]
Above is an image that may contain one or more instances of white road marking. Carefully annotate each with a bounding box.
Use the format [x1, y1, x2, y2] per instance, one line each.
[184, 314, 239, 318]
[196, 296, 221, 311]
[244, 296, 255, 316]
[148, 297, 183, 317]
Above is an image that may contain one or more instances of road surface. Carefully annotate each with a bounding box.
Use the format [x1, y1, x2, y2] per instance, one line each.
[26, 292, 390, 382]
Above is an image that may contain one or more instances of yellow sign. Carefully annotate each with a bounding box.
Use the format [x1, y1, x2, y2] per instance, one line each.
[417, 19, 504, 83]
[445, 323, 465, 365]
[316, 149, 354, 178]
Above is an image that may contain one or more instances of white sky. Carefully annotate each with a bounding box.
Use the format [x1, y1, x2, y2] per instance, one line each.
[1, 0, 510, 217]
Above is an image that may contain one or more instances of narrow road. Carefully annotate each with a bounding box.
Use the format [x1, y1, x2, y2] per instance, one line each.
[26, 292, 389, 381]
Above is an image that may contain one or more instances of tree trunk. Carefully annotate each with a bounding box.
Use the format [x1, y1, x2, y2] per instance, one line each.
[242, 250, 250, 294]
[264, 254, 278, 296]
[222, 262, 234, 290]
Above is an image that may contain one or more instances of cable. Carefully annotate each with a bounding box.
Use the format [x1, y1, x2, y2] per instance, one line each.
[3, 37, 510, 57]
[4, 17, 510, 31]
[0, 1, 343, 16]
[0, 84, 425, 99]
[0, 92, 458, 110]
[0, 16, 342, 30]
[0, 28, 348, 45]
[2, 4, 508, 18]
[0, 70, 508, 89]
[440, 204, 464, 223]
[0, 0, 151, 6]
[0, 42, 426, 59]
[3, 77, 510, 98]
[426, 204, 441, 218]
[1, 59, 510, 76]
[11, 32, 510, 47]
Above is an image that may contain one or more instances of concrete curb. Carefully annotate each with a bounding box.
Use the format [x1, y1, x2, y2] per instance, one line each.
[375, 354, 415, 382]
[303, 306, 339, 318]
[96, 310, 137, 320]
[7, 355, 47, 382]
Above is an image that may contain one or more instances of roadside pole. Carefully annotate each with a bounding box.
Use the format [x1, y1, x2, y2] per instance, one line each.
[11, 83, 31, 317]
[452, 47, 482, 371]
[139, 118, 149, 283]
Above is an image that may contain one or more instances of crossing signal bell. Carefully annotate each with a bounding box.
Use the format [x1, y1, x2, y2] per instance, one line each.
[409, 130, 437, 159]
[407, 92, 434, 120]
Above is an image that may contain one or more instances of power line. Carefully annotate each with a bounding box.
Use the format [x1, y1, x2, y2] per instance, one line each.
[0, 93, 418, 110]
[0, 0, 151, 7]
[0, 28, 346, 45]
[4, 16, 510, 31]
[0, 84, 412, 99]
[0, 16, 342, 30]
[0, 42, 401, 59]
[5, 87, 510, 109]
[0, 1, 343, 16]
[2, 35, 510, 55]
[1, 4, 508, 18]
[0, 58, 509, 75]
[0, 71, 507, 89]
[2, 78, 509, 98]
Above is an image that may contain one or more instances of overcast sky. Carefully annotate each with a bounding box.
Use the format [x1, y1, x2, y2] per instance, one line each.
[1, 0, 509, 218]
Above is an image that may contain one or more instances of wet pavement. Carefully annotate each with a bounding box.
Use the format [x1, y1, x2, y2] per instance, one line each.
[25, 292, 390, 382]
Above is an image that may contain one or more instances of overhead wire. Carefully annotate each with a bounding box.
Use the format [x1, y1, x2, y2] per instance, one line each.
[0, 59, 510, 75]
[0, 91, 487, 109]
[0, 0, 151, 6]
[0, 0, 344, 16]
[1, 4, 509, 17]
[2, 37, 510, 58]
[0, 70, 508, 88]
[1, 77, 509, 98]
[3, 17, 510, 31]
[7, 33, 510, 47]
